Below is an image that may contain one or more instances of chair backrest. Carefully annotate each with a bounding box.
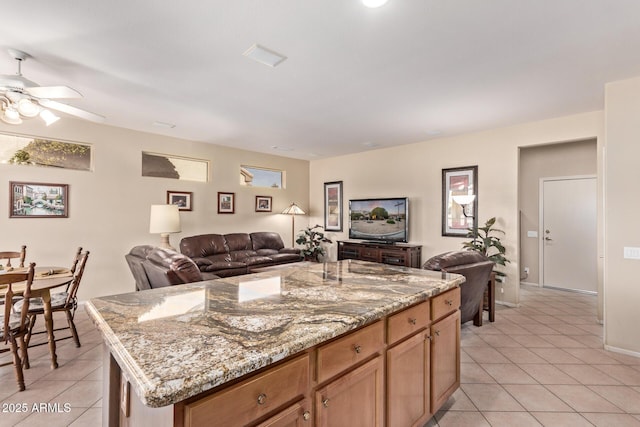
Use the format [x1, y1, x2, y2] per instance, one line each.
[0, 245, 27, 269]
[66, 251, 89, 305]
[69, 247, 83, 275]
[1, 263, 35, 342]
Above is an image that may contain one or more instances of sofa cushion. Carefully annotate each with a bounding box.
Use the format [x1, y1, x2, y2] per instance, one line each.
[256, 248, 278, 256]
[224, 233, 253, 252]
[267, 253, 304, 264]
[125, 245, 156, 291]
[230, 249, 259, 262]
[144, 247, 203, 287]
[180, 234, 227, 258]
[199, 261, 246, 273]
[244, 256, 276, 267]
[250, 232, 285, 251]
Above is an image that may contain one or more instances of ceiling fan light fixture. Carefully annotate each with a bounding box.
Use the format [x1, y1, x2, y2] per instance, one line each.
[17, 98, 40, 117]
[40, 109, 60, 126]
[1, 107, 23, 125]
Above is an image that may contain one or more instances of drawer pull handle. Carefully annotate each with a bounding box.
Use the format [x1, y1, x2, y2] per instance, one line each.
[434, 330, 440, 337]
[354, 345, 362, 354]
[426, 335, 433, 341]
[257, 393, 267, 405]
[303, 411, 311, 421]
[409, 317, 417, 325]
[322, 398, 330, 408]
[445, 299, 453, 306]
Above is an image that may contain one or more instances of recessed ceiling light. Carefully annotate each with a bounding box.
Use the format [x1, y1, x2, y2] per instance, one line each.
[362, 0, 389, 8]
[243, 44, 287, 68]
[153, 121, 176, 129]
[362, 141, 379, 148]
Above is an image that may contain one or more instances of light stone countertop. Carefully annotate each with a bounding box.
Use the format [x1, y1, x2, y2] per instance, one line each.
[85, 260, 464, 408]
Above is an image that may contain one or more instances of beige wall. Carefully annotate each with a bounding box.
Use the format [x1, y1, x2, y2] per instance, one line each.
[604, 76, 640, 354]
[0, 120, 309, 299]
[309, 111, 603, 307]
[519, 139, 597, 285]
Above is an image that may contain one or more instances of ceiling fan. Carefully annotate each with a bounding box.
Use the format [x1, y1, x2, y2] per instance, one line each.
[0, 48, 105, 126]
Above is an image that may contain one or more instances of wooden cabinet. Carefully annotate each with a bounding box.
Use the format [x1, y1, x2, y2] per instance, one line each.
[386, 331, 430, 427]
[337, 241, 422, 268]
[315, 356, 384, 427]
[430, 287, 461, 413]
[255, 399, 312, 427]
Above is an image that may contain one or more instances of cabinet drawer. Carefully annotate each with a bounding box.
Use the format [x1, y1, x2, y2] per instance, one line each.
[431, 287, 460, 321]
[387, 301, 430, 345]
[184, 355, 309, 427]
[317, 321, 384, 384]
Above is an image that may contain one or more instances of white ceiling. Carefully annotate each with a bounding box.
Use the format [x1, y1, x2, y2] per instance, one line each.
[2, 0, 640, 159]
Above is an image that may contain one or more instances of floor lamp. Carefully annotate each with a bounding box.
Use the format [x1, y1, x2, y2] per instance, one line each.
[281, 202, 306, 247]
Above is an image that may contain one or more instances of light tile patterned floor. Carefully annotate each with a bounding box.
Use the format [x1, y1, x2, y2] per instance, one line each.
[1, 285, 639, 426]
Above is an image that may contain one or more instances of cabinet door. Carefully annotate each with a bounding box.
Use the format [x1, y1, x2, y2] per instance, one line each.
[255, 399, 312, 427]
[387, 331, 430, 427]
[315, 356, 384, 427]
[430, 310, 460, 413]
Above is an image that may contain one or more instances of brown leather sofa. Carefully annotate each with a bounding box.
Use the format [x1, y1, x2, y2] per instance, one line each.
[125, 245, 219, 290]
[423, 250, 495, 326]
[179, 232, 302, 278]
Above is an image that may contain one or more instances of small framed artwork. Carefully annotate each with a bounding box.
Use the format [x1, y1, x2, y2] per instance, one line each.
[9, 181, 69, 218]
[442, 166, 478, 236]
[167, 191, 193, 211]
[324, 181, 343, 232]
[255, 196, 272, 212]
[218, 192, 235, 214]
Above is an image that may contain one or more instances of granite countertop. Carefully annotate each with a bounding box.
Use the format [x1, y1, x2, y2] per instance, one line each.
[85, 260, 464, 408]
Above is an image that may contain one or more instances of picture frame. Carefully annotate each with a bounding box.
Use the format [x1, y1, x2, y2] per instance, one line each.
[324, 181, 343, 232]
[255, 196, 272, 212]
[10, 181, 69, 218]
[442, 166, 478, 236]
[167, 191, 193, 211]
[218, 192, 235, 214]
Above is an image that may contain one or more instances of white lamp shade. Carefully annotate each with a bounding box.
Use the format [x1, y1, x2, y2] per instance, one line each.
[149, 204, 181, 234]
[452, 194, 476, 206]
[281, 202, 306, 215]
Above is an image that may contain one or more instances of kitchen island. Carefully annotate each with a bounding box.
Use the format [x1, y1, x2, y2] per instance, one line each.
[86, 260, 464, 427]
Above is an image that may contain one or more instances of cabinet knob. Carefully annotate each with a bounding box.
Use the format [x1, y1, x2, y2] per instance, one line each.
[445, 299, 453, 306]
[354, 345, 361, 354]
[409, 317, 417, 325]
[322, 398, 330, 408]
[434, 330, 440, 337]
[303, 411, 311, 421]
[257, 393, 267, 405]
[426, 335, 433, 341]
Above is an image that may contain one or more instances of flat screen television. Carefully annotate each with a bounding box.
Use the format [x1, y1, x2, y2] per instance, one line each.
[348, 197, 409, 243]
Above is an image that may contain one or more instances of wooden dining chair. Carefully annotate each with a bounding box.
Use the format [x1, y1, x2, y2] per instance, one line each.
[0, 262, 35, 391]
[0, 245, 27, 269]
[22, 248, 90, 349]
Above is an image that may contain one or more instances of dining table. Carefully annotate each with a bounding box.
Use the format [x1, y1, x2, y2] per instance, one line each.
[0, 266, 74, 369]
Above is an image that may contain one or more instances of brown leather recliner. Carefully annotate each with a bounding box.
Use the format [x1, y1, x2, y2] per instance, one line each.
[423, 251, 495, 326]
[126, 246, 219, 290]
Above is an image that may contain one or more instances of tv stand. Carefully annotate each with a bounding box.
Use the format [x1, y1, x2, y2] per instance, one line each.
[338, 240, 422, 268]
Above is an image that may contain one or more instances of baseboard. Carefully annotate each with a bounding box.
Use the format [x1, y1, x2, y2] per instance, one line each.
[604, 344, 640, 360]
[520, 281, 540, 287]
[496, 300, 520, 308]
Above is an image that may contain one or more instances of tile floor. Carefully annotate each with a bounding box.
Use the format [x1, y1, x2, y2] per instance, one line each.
[1, 285, 639, 426]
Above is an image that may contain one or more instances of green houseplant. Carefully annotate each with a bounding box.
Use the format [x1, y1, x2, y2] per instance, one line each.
[463, 217, 510, 278]
[296, 224, 333, 262]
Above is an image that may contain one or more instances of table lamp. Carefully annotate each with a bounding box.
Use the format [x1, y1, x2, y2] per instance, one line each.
[281, 202, 306, 246]
[149, 204, 181, 250]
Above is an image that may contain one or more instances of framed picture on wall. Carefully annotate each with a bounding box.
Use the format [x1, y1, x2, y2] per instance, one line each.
[167, 191, 193, 211]
[9, 181, 69, 218]
[442, 166, 478, 236]
[324, 181, 343, 231]
[218, 192, 235, 214]
[255, 196, 272, 212]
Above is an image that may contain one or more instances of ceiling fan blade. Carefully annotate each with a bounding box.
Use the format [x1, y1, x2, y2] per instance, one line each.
[26, 85, 82, 99]
[38, 99, 105, 123]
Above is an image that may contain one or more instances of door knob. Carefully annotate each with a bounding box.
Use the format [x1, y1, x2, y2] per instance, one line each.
[545, 237, 553, 241]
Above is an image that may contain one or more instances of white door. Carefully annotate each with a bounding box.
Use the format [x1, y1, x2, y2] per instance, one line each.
[540, 177, 597, 293]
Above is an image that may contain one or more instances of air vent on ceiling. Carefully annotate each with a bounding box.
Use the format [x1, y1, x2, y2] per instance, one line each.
[243, 44, 287, 68]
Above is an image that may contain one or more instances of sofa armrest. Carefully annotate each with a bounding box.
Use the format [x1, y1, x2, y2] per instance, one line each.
[192, 257, 213, 268]
[279, 248, 302, 255]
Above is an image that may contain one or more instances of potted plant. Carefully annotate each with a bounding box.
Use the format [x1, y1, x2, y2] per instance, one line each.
[296, 224, 333, 262]
[463, 217, 510, 278]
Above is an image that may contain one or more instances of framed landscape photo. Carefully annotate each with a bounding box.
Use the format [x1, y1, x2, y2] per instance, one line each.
[167, 191, 193, 211]
[442, 166, 478, 236]
[324, 181, 343, 231]
[10, 181, 69, 218]
[218, 192, 235, 214]
[255, 196, 272, 212]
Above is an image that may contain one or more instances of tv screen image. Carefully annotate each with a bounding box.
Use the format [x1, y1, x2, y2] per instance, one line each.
[349, 197, 408, 243]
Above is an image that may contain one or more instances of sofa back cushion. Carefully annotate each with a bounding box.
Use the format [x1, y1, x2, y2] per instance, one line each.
[224, 233, 253, 251]
[250, 232, 285, 251]
[125, 245, 155, 291]
[422, 250, 488, 271]
[180, 234, 227, 258]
